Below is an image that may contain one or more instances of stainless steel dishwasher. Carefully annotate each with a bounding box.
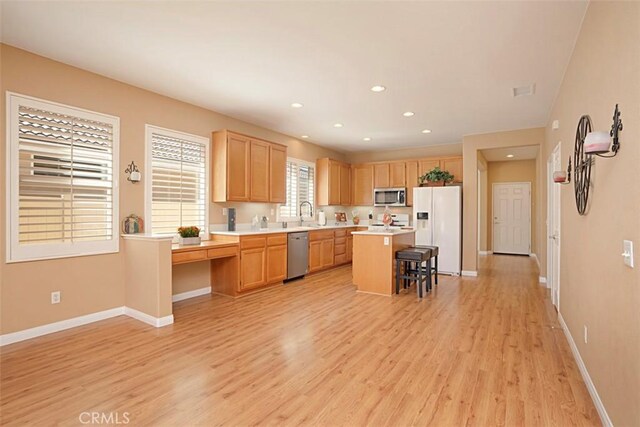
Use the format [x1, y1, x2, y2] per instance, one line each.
[287, 232, 309, 280]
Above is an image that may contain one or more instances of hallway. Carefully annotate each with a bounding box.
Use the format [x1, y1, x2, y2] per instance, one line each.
[0, 256, 600, 426]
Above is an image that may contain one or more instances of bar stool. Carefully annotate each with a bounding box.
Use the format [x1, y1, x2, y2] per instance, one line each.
[416, 245, 439, 286]
[395, 247, 432, 298]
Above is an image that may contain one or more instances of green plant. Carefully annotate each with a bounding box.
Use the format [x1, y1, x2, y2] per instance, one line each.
[419, 166, 454, 184]
[178, 226, 200, 238]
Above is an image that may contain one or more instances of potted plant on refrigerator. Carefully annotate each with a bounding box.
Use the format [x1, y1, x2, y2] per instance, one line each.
[178, 226, 201, 245]
[419, 166, 455, 187]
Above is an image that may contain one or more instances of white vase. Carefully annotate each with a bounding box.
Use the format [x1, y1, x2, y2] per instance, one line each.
[179, 236, 201, 245]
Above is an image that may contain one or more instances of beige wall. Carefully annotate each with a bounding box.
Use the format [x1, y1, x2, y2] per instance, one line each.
[346, 142, 462, 164]
[462, 128, 545, 273]
[541, 2, 640, 425]
[0, 44, 346, 334]
[486, 160, 537, 252]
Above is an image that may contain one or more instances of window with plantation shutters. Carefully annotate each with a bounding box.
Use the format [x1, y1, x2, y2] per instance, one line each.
[7, 93, 120, 262]
[279, 158, 315, 221]
[145, 126, 209, 236]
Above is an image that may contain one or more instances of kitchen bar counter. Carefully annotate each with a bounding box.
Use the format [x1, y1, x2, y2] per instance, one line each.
[352, 230, 416, 296]
[351, 228, 416, 237]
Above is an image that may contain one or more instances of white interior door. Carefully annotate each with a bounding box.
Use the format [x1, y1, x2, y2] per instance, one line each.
[492, 182, 531, 255]
[547, 145, 561, 309]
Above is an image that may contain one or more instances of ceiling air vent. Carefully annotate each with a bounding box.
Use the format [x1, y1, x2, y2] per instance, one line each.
[512, 84, 536, 97]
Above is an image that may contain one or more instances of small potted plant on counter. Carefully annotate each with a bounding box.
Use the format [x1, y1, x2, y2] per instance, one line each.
[419, 166, 454, 187]
[178, 226, 201, 245]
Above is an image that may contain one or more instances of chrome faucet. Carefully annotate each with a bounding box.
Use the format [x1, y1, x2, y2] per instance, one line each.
[299, 201, 313, 226]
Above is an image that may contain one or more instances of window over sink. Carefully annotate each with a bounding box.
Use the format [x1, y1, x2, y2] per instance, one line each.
[279, 158, 315, 222]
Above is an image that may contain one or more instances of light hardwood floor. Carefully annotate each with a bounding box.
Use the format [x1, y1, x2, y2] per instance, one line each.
[0, 255, 600, 426]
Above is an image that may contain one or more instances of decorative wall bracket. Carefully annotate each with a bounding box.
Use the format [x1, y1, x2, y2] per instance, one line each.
[125, 161, 141, 183]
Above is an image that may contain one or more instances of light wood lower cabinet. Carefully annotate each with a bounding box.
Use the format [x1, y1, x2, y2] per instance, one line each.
[309, 240, 323, 272]
[346, 235, 354, 262]
[266, 244, 287, 283]
[240, 247, 267, 291]
[321, 239, 334, 268]
[239, 234, 287, 292]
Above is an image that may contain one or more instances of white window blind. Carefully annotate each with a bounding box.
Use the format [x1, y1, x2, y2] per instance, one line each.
[280, 159, 314, 220]
[7, 93, 119, 262]
[146, 126, 209, 235]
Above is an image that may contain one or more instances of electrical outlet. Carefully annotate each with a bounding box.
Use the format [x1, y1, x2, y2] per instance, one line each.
[270, 208, 275, 216]
[222, 208, 228, 216]
[584, 325, 588, 344]
[384, 237, 390, 246]
[51, 291, 61, 304]
[623, 240, 634, 268]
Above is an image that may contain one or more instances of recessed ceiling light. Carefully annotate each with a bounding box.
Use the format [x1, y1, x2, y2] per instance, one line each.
[334, 123, 344, 128]
[506, 154, 515, 158]
[291, 102, 304, 108]
[363, 137, 371, 141]
[403, 111, 415, 117]
[301, 135, 309, 139]
[421, 129, 432, 134]
[370, 85, 386, 92]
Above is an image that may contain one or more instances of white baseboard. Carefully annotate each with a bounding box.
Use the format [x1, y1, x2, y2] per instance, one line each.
[539, 276, 547, 284]
[0, 307, 125, 346]
[479, 251, 492, 255]
[172, 286, 211, 302]
[1, 305, 175, 346]
[558, 314, 612, 427]
[461, 270, 478, 277]
[124, 307, 174, 328]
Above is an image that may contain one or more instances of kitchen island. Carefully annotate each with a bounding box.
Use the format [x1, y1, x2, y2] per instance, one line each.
[352, 229, 416, 296]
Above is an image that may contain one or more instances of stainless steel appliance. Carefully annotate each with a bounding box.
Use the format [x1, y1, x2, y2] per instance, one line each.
[287, 232, 309, 280]
[374, 187, 406, 207]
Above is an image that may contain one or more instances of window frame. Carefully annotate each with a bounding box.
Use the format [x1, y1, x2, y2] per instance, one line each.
[279, 157, 316, 222]
[144, 124, 210, 238]
[6, 92, 120, 263]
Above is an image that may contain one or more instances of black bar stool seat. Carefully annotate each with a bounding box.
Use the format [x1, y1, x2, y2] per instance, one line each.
[395, 247, 432, 298]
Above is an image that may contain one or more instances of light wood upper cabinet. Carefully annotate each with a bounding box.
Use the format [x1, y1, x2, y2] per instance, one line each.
[214, 132, 250, 202]
[405, 161, 419, 207]
[419, 159, 441, 177]
[352, 164, 374, 206]
[373, 163, 390, 188]
[340, 164, 351, 205]
[269, 144, 287, 203]
[316, 158, 350, 206]
[212, 130, 287, 203]
[250, 139, 270, 202]
[441, 157, 463, 183]
[389, 162, 406, 188]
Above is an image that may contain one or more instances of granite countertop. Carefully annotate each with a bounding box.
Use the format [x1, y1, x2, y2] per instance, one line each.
[351, 228, 416, 237]
[210, 223, 367, 236]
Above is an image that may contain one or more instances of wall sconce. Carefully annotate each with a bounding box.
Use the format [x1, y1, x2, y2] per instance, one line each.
[584, 104, 623, 157]
[554, 156, 571, 185]
[125, 161, 141, 183]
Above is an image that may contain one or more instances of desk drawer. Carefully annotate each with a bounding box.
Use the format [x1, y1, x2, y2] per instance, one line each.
[267, 234, 287, 246]
[309, 230, 334, 241]
[207, 246, 238, 259]
[334, 236, 346, 245]
[240, 236, 267, 249]
[172, 250, 207, 264]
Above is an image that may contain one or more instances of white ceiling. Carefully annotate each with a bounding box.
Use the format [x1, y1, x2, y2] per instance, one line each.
[481, 145, 539, 162]
[0, 1, 587, 152]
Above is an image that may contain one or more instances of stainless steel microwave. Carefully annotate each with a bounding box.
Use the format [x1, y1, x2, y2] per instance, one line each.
[373, 188, 406, 207]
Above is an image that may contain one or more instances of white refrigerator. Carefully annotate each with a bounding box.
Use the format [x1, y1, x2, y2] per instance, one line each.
[413, 186, 462, 275]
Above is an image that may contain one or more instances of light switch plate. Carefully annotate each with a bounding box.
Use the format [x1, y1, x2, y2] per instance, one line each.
[623, 240, 634, 268]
